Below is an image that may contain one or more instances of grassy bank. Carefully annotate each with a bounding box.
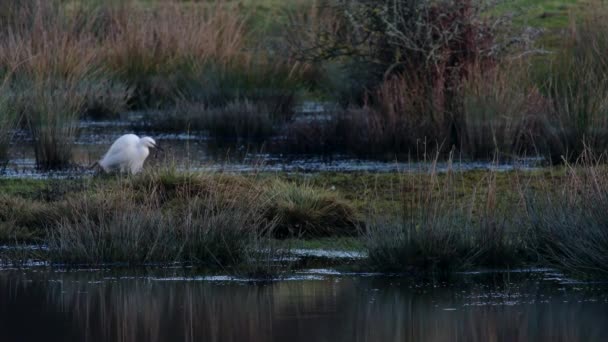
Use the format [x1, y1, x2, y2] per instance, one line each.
[1, 156, 607, 278]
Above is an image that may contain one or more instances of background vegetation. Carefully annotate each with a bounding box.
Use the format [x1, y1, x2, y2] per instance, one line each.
[1, 0, 607, 168]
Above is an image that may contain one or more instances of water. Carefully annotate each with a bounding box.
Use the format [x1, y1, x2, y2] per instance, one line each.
[0, 267, 606, 342]
[1, 105, 546, 178]
[3, 126, 542, 179]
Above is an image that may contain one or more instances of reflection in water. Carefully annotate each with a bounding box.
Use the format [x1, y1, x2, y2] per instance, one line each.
[0, 269, 607, 342]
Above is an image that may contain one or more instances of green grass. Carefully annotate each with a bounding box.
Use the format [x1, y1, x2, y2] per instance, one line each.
[491, 0, 578, 29]
[1, 163, 607, 278]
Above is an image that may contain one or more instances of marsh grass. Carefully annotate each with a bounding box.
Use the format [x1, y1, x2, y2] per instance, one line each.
[459, 62, 547, 159]
[364, 154, 527, 272]
[0, 195, 55, 241]
[47, 171, 276, 266]
[100, 1, 248, 107]
[264, 180, 358, 238]
[20, 77, 85, 169]
[0, 78, 19, 165]
[526, 150, 608, 278]
[543, 3, 608, 160]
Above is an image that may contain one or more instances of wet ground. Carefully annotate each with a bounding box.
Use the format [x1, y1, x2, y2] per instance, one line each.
[0, 263, 606, 342]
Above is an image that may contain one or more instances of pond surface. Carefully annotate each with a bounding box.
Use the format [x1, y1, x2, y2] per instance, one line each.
[0, 267, 606, 342]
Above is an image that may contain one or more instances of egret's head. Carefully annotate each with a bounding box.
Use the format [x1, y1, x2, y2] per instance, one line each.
[140, 136, 162, 151]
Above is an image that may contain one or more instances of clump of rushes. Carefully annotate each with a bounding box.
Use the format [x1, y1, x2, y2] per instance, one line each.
[543, 4, 608, 161]
[47, 171, 275, 266]
[459, 62, 547, 159]
[19, 77, 86, 170]
[526, 150, 608, 278]
[0, 78, 19, 165]
[264, 180, 358, 238]
[101, 0, 247, 107]
[364, 156, 527, 272]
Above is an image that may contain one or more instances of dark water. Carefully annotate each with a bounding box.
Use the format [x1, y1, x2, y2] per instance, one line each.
[0, 267, 606, 342]
[2, 111, 544, 178]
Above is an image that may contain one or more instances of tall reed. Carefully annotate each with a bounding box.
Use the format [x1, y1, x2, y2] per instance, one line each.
[18, 77, 86, 169]
[100, 0, 247, 106]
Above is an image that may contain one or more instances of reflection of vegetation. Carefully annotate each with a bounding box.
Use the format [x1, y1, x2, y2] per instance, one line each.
[0, 270, 604, 341]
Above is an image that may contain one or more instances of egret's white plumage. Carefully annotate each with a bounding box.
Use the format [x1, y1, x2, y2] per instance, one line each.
[98, 134, 159, 174]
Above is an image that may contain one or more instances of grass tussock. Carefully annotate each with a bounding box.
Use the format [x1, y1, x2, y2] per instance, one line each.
[364, 155, 528, 272]
[47, 172, 274, 266]
[526, 150, 608, 278]
[0, 77, 19, 164]
[542, 3, 608, 161]
[459, 62, 548, 159]
[264, 180, 358, 238]
[20, 77, 85, 169]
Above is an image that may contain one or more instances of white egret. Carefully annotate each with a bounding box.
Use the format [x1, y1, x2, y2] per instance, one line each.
[94, 134, 162, 174]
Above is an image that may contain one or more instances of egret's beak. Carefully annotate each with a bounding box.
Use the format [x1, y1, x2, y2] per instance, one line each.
[154, 144, 164, 152]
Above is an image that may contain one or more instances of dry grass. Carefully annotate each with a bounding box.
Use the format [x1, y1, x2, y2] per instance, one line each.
[99, 0, 247, 105]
